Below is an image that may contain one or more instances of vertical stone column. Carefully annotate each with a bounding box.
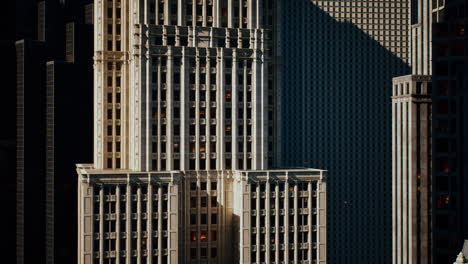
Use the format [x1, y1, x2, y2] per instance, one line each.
[180, 48, 190, 170]
[409, 90, 416, 264]
[157, 186, 163, 263]
[126, 184, 131, 264]
[252, 47, 263, 169]
[316, 177, 327, 264]
[402, 99, 408, 264]
[137, 186, 142, 264]
[78, 180, 94, 264]
[265, 180, 271, 263]
[284, 180, 289, 261]
[206, 56, 212, 169]
[195, 52, 201, 170]
[116, 185, 121, 264]
[167, 180, 179, 262]
[231, 50, 238, 170]
[147, 184, 153, 264]
[392, 84, 397, 264]
[293, 183, 298, 261]
[255, 182, 260, 262]
[227, 0, 234, 28]
[260, 30, 269, 169]
[163, 0, 170, 25]
[275, 182, 280, 263]
[99, 186, 104, 264]
[217, 49, 226, 170]
[166, 48, 174, 170]
[396, 92, 402, 264]
[156, 58, 162, 170]
[177, 0, 184, 26]
[307, 182, 313, 262]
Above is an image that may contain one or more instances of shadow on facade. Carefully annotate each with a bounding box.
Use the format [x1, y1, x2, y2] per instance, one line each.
[279, 1, 411, 262]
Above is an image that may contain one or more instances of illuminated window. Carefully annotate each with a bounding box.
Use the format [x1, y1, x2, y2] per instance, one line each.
[191, 231, 197, 241]
[200, 232, 207, 241]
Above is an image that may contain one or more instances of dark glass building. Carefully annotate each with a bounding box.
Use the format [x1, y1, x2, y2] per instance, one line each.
[16, 1, 93, 263]
[432, 0, 468, 262]
[277, 1, 411, 263]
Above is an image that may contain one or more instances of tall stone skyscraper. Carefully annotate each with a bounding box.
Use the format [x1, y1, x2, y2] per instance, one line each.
[277, 0, 410, 262]
[77, 1, 327, 263]
[392, 0, 433, 263]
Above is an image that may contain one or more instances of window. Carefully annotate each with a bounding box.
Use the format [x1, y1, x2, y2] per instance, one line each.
[200, 232, 207, 242]
[191, 232, 197, 241]
[211, 213, 217, 224]
[201, 214, 207, 224]
[190, 214, 197, 225]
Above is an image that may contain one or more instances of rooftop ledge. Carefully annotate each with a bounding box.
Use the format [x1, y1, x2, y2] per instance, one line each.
[76, 164, 327, 184]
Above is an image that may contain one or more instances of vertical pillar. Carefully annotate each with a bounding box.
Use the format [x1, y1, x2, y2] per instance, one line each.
[231, 50, 239, 170]
[126, 184, 131, 264]
[180, 48, 190, 170]
[252, 48, 263, 169]
[265, 181, 271, 263]
[116, 185, 121, 264]
[166, 48, 174, 170]
[167, 182, 179, 262]
[147, 184, 153, 264]
[99, 186, 104, 264]
[137, 186, 142, 264]
[206, 56, 212, 169]
[316, 177, 327, 264]
[217, 49, 226, 170]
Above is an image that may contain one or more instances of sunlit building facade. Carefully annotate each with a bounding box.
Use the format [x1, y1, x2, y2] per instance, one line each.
[77, 0, 327, 263]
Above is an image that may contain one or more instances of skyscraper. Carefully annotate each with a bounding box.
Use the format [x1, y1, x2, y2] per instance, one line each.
[77, 1, 327, 263]
[392, 0, 433, 263]
[278, 0, 410, 262]
[16, 1, 94, 263]
[432, 0, 468, 262]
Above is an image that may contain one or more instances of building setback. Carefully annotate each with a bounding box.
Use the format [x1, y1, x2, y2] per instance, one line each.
[392, 0, 433, 263]
[277, 0, 410, 262]
[77, 0, 327, 263]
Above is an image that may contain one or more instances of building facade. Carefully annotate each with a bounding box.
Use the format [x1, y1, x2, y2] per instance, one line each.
[432, 0, 468, 262]
[78, 0, 327, 263]
[277, 0, 411, 262]
[16, 1, 94, 263]
[391, 0, 434, 263]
